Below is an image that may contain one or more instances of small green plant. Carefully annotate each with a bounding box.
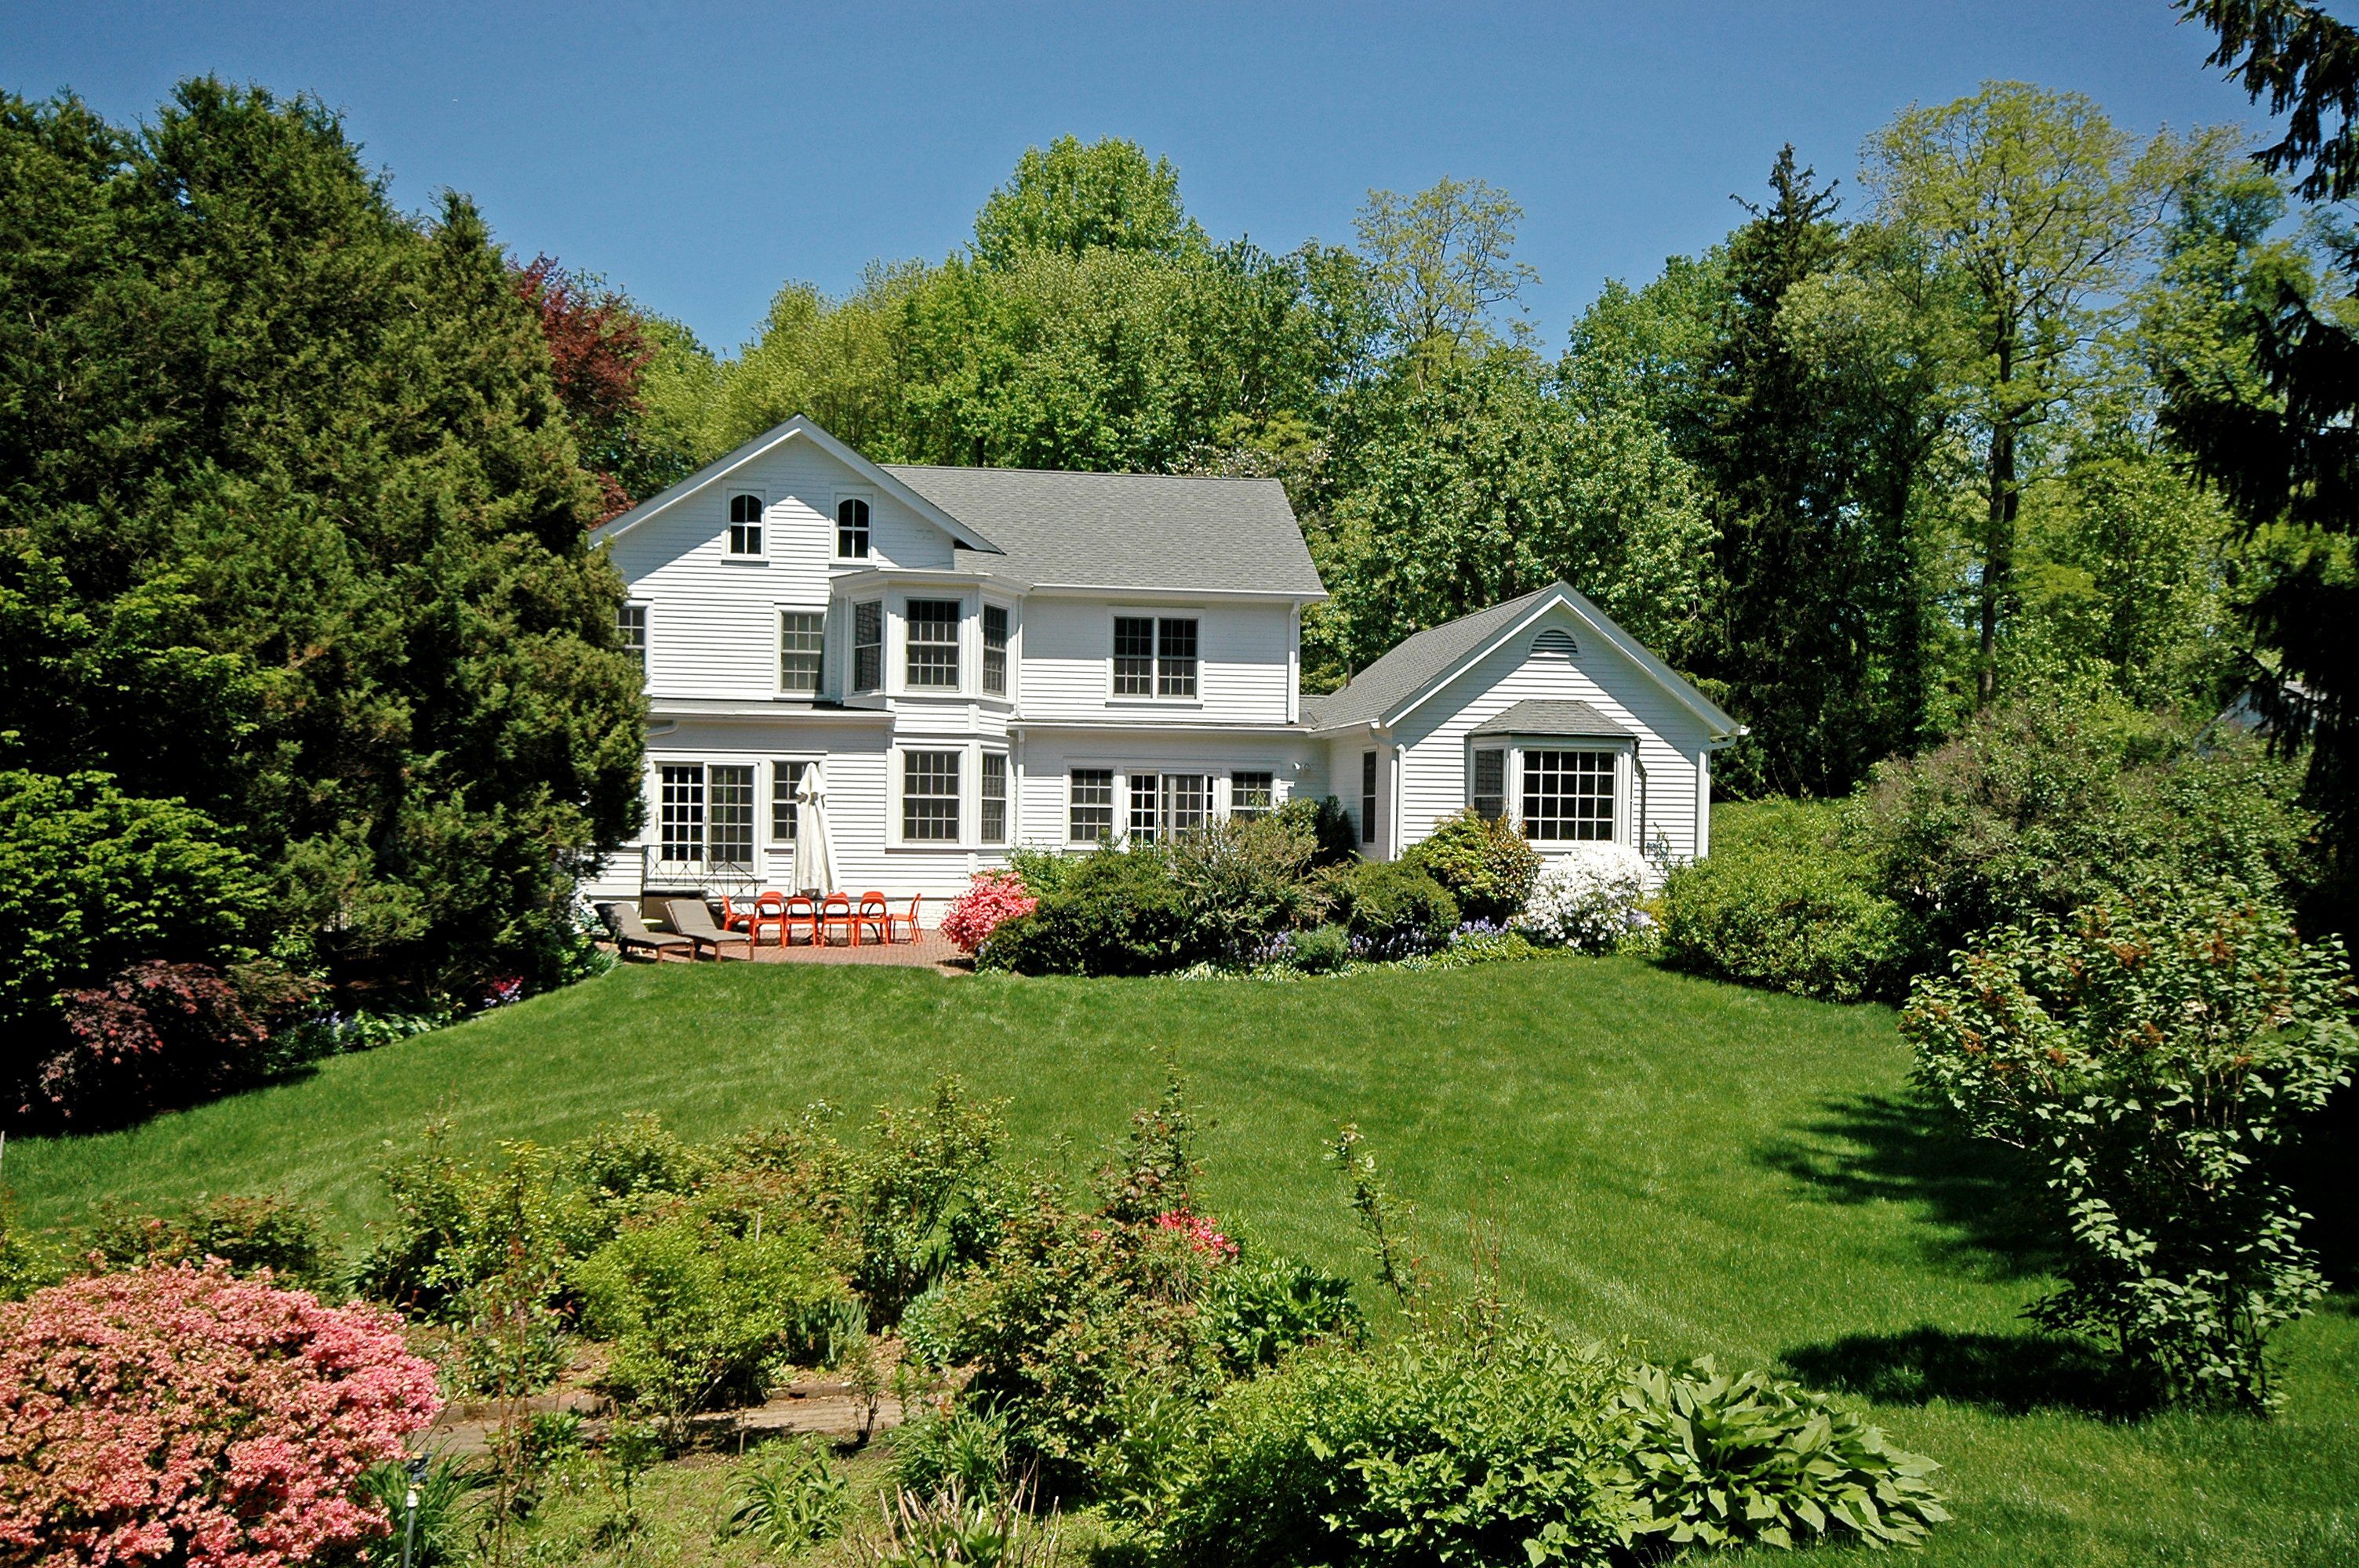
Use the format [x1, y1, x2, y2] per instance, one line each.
[854, 1476, 1062, 1567]
[1407, 807, 1540, 924]
[890, 1403, 1015, 1504]
[725, 1439, 850, 1555]
[1337, 859, 1460, 952]
[1284, 924, 1351, 974]
[1327, 1124, 1419, 1299]
[1201, 1254, 1364, 1372]
[0, 1193, 63, 1302]
[357, 1454, 491, 1568]
[1619, 1356, 1948, 1551]
[82, 1192, 333, 1290]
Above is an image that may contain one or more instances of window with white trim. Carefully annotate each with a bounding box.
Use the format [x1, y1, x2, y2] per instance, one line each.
[907, 599, 961, 688]
[659, 765, 703, 862]
[1070, 769, 1114, 844]
[1472, 749, 1506, 821]
[983, 604, 1009, 695]
[1128, 772, 1208, 844]
[727, 493, 764, 555]
[980, 753, 1009, 844]
[771, 760, 805, 844]
[779, 612, 824, 695]
[852, 601, 883, 692]
[1111, 615, 1198, 698]
[836, 497, 871, 559]
[616, 604, 647, 670]
[903, 750, 961, 841]
[1360, 751, 1378, 846]
[1230, 771, 1274, 820]
[1521, 750, 1615, 842]
[660, 763, 754, 867]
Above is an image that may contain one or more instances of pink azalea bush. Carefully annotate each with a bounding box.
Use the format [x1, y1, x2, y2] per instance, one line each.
[1155, 1209, 1240, 1261]
[939, 871, 1038, 954]
[0, 1263, 441, 1568]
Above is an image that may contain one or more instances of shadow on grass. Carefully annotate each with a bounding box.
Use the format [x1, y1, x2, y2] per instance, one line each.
[1753, 1090, 2054, 1280]
[1781, 1326, 2154, 1417]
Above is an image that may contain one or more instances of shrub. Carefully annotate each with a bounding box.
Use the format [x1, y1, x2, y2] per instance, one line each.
[1284, 924, 1352, 974]
[82, 1193, 333, 1291]
[0, 1197, 61, 1304]
[1336, 859, 1459, 954]
[726, 1439, 851, 1554]
[1517, 844, 1648, 950]
[571, 1214, 846, 1437]
[0, 1263, 439, 1568]
[1169, 1305, 1632, 1567]
[1284, 795, 1361, 869]
[1166, 815, 1322, 957]
[940, 872, 1039, 955]
[1200, 1255, 1364, 1373]
[357, 1124, 581, 1319]
[845, 1078, 1016, 1321]
[1426, 923, 1539, 969]
[1661, 800, 1916, 1003]
[355, 1454, 488, 1568]
[1619, 1356, 1946, 1551]
[38, 959, 318, 1131]
[1903, 887, 2358, 1410]
[976, 848, 1194, 976]
[1408, 808, 1540, 924]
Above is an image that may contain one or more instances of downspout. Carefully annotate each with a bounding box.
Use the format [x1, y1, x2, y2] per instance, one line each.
[1630, 746, 1650, 866]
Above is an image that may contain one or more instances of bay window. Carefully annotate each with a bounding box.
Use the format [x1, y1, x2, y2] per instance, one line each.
[852, 601, 883, 692]
[980, 753, 1009, 844]
[907, 599, 961, 688]
[1521, 749, 1616, 842]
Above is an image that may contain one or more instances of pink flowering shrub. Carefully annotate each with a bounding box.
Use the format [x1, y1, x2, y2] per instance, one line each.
[0, 1263, 440, 1568]
[1155, 1209, 1240, 1262]
[939, 871, 1038, 954]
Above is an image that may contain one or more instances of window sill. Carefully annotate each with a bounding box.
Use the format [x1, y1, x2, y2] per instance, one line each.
[719, 555, 770, 567]
[1105, 697, 1205, 710]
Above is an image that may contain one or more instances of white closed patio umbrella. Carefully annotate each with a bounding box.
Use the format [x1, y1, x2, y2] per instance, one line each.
[792, 762, 837, 897]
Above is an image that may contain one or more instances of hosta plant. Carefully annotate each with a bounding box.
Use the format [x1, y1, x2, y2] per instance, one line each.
[1619, 1356, 1946, 1551]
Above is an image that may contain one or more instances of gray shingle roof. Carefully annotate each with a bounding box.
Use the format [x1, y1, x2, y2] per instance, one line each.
[883, 465, 1325, 597]
[1470, 699, 1632, 739]
[1299, 586, 1555, 731]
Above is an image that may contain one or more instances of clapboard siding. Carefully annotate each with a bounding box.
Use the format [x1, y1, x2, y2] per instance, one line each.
[1018, 597, 1294, 724]
[1014, 732, 1313, 848]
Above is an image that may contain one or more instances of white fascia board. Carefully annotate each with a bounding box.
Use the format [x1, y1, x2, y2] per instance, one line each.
[1008, 720, 1314, 737]
[645, 699, 895, 721]
[1384, 585, 1743, 741]
[590, 416, 1002, 556]
[1023, 583, 1329, 604]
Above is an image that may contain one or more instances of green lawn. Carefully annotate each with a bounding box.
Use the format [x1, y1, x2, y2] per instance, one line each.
[10, 956, 2355, 1566]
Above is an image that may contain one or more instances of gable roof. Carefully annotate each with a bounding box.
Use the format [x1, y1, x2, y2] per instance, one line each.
[1469, 699, 1632, 739]
[588, 416, 1000, 554]
[1300, 582, 1742, 740]
[885, 465, 1325, 597]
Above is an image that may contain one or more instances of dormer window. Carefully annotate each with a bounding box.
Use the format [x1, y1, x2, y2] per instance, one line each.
[728, 493, 765, 555]
[837, 498, 871, 559]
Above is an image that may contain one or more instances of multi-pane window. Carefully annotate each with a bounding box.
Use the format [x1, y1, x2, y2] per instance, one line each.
[1113, 616, 1157, 696]
[616, 604, 647, 670]
[728, 493, 764, 555]
[772, 760, 805, 844]
[980, 753, 1009, 844]
[1521, 750, 1616, 842]
[1472, 749, 1507, 821]
[708, 765, 755, 867]
[1230, 771, 1274, 820]
[1361, 751, 1378, 846]
[907, 600, 961, 688]
[659, 765, 703, 862]
[1129, 773, 1161, 842]
[836, 497, 871, 558]
[983, 605, 1009, 695]
[1155, 618, 1198, 697]
[779, 612, 824, 695]
[1127, 773, 1208, 843]
[1070, 769, 1115, 844]
[903, 750, 961, 841]
[1113, 616, 1200, 698]
[852, 601, 883, 692]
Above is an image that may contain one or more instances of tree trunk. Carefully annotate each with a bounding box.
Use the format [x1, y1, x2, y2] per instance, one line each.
[1979, 341, 2018, 708]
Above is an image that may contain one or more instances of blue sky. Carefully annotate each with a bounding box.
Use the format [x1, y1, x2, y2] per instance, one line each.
[13, 2, 2286, 354]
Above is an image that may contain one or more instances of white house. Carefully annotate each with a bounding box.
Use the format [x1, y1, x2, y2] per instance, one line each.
[583, 416, 1742, 916]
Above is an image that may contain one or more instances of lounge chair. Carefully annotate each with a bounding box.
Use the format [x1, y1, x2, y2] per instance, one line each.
[601, 902, 692, 963]
[662, 898, 755, 961]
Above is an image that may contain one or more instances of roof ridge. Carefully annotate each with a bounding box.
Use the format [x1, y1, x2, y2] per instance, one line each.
[883, 462, 1283, 484]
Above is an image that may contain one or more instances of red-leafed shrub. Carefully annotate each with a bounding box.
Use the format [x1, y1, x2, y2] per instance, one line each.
[0, 1263, 441, 1568]
[34, 960, 318, 1128]
[940, 872, 1038, 955]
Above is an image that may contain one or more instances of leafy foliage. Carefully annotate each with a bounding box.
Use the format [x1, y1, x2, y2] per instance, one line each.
[1336, 859, 1460, 953]
[1619, 1356, 1947, 1551]
[725, 1439, 852, 1555]
[1200, 1254, 1365, 1374]
[1405, 808, 1540, 924]
[82, 1194, 333, 1292]
[975, 847, 1194, 976]
[1903, 886, 2357, 1408]
[0, 1263, 440, 1568]
[939, 872, 1038, 956]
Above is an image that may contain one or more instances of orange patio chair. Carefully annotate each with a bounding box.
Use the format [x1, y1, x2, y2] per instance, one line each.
[747, 890, 787, 946]
[853, 891, 891, 946]
[818, 892, 854, 946]
[780, 893, 818, 946]
[885, 893, 924, 944]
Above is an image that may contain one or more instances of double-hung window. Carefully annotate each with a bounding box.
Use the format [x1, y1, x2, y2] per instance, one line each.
[771, 760, 805, 844]
[1360, 751, 1378, 846]
[907, 600, 961, 689]
[980, 753, 1009, 844]
[852, 601, 883, 692]
[1112, 616, 1198, 699]
[1471, 749, 1507, 821]
[660, 763, 753, 868]
[659, 765, 703, 863]
[616, 604, 647, 670]
[1070, 769, 1114, 844]
[1127, 772, 1209, 844]
[903, 750, 961, 841]
[779, 612, 824, 695]
[983, 605, 1009, 695]
[1521, 750, 1616, 842]
[836, 497, 871, 558]
[1230, 771, 1274, 820]
[727, 494, 764, 555]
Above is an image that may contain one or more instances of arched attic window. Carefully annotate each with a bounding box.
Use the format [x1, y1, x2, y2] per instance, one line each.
[837, 498, 871, 559]
[727, 493, 764, 555]
[1532, 628, 1579, 659]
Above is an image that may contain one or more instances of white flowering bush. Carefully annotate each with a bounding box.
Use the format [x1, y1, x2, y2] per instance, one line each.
[1517, 844, 1649, 949]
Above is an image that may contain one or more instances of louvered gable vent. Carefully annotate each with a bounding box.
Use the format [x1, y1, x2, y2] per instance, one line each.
[1532, 628, 1578, 658]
